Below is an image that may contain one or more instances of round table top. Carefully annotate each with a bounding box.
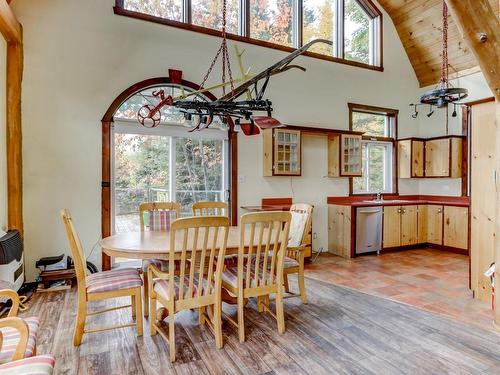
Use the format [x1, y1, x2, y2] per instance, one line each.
[99, 227, 243, 260]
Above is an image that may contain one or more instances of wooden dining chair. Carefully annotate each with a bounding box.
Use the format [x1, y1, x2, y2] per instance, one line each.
[61, 209, 143, 346]
[283, 203, 313, 304]
[139, 202, 181, 317]
[192, 201, 228, 217]
[148, 216, 229, 362]
[0, 289, 39, 364]
[222, 211, 291, 343]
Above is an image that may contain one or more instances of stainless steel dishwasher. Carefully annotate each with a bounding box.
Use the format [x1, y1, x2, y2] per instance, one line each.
[355, 206, 382, 255]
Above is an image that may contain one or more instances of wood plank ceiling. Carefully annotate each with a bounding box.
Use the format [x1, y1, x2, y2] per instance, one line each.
[378, 0, 499, 87]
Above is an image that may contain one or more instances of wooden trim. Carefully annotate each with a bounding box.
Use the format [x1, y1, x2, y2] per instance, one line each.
[285, 124, 363, 136]
[229, 130, 238, 226]
[398, 135, 466, 141]
[113, 6, 384, 73]
[461, 105, 469, 196]
[348, 102, 399, 115]
[463, 97, 495, 107]
[101, 121, 112, 271]
[0, 0, 21, 43]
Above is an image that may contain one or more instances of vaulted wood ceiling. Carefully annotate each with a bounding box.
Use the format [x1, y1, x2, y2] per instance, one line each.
[378, 0, 499, 87]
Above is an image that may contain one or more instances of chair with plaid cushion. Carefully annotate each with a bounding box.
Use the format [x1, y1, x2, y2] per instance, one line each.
[0, 290, 38, 365]
[221, 211, 291, 343]
[148, 216, 229, 362]
[61, 209, 143, 346]
[139, 202, 181, 317]
[283, 203, 313, 304]
[0, 355, 55, 375]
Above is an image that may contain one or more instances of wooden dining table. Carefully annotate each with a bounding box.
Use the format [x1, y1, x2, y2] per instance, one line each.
[99, 226, 247, 261]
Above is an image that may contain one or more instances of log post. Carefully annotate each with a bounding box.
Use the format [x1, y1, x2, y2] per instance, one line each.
[0, 0, 23, 235]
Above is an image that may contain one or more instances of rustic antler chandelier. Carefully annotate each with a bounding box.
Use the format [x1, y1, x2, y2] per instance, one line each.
[136, 0, 331, 134]
[410, 1, 468, 117]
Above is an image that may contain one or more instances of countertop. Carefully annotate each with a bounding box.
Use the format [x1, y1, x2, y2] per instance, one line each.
[327, 195, 470, 207]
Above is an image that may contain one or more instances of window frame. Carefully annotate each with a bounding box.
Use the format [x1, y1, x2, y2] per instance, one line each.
[114, 0, 383, 71]
[348, 103, 399, 196]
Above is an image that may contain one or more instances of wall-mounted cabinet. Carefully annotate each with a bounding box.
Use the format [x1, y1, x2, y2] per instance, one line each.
[398, 136, 463, 178]
[263, 128, 301, 176]
[398, 139, 424, 178]
[327, 134, 362, 177]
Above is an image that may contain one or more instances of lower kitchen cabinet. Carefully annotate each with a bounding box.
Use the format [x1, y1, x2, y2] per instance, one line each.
[383, 205, 417, 248]
[443, 206, 469, 250]
[426, 205, 443, 245]
[328, 205, 352, 258]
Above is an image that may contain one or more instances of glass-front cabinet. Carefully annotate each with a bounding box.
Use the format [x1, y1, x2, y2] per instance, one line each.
[328, 133, 363, 177]
[263, 129, 301, 176]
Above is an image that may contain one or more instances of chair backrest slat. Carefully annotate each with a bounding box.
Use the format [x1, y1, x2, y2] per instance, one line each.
[60, 209, 87, 291]
[239, 212, 291, 290]
[192, 201, 228, 217]
[170, 216, 229, 302]
[140, 202, 181, 232]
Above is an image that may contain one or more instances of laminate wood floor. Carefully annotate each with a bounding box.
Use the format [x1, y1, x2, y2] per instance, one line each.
[22, 276, 500, 375]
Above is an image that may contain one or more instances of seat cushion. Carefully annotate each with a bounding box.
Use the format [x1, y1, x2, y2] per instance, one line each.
[222, 263, 276, 289]
[0, 355, 55, 375]
[0, 317, 39, 364]
[153, 276, 199, 300]
[142, 258, 167, 272]
[283, 257, 299, 269]
[86, 268, 142, 294]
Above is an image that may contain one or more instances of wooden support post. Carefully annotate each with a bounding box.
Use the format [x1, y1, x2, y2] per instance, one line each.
[0, 0, 23, 234]
[6, 42, 23, 234]
[444, 0, 500, 327]
[444, 0, 500, 101]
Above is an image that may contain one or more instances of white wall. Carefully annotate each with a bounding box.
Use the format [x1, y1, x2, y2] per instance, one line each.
[13, 0, 421, 280]
[0, 38, 7, 232]
[416, 72, 493, 196]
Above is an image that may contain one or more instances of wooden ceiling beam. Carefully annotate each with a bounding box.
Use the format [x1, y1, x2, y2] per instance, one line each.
[445, 0, 500, 100]
[0, 0, 21, 43]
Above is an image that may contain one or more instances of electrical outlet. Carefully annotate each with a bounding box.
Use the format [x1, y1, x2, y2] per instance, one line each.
[313, 232, 318, 239]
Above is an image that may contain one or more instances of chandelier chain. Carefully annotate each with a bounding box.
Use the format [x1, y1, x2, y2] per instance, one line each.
[440, 0, 449, 87]
[199, 0, 235, 96]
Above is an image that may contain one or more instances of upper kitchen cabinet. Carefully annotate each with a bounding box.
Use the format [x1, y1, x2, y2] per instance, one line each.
[398, 139, 424, 178]
[263, 128, 301, 176]
[327, 134, 363, 177]
[398, 136, 463, 178]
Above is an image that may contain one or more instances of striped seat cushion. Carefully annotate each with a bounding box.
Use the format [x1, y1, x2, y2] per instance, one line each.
[86, 268, 142, 294]
[142, 259, 167, 272]
[283, 257, 299, 269]
[222, 262, 276, 289]
[153, 276, 200, 300]
[0, 317, 39, 364]
[224, 254, 298, 271]
[0, 355, 55, 375]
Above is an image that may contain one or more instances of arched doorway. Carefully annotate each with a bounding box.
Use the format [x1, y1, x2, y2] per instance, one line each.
[100, 70, 237, 270]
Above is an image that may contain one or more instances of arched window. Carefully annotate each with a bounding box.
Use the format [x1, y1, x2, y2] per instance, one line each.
[111, 84, 229, 237]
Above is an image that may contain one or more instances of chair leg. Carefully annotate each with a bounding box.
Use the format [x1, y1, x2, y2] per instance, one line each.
[275, 289, 285, 335]
[73, 297, 86, 346]
[198, 306, 206, 325]
[237, 291, 245, 343]
[149, 293, 157, 336]
[213, 301, 223, 349]
[257, 296, 265, 312]
[169, 314, 176, 362]
[143, 271, 149, 317]
[298, 263, 308, 305]
[135, 289, 143, 336]
[131, 294, 136, 319]
[283, 273, 290, 293]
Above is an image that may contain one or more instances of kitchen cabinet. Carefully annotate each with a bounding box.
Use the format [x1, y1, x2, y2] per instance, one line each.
[425, 137, 462, 178]
[398, 139, 424, 178]
[328, 205, 352, 258]
[426, 205, 443, 245]
[263, 128, 301, 176]
[328, 134, 362, 177]
[398, 136, 463, 178]
[383, 205, 417, 248]
[443, 206, 469, 250]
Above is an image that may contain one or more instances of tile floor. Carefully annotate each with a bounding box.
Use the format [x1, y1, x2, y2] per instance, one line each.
[304, 248, 496, 331]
